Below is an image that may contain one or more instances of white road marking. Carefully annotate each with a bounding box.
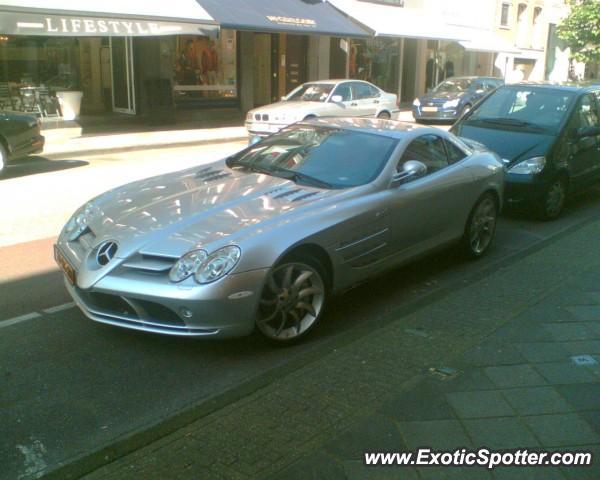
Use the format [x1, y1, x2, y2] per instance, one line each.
[17, 438, 47, 479]
[0, 312, 41, 329]
[42, 302, 76, 314]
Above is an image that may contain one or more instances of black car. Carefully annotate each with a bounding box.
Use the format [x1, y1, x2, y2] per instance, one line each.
[451, 82, 600, 219]
[0, 111, 45, 175]
[412, 76, 504, 122]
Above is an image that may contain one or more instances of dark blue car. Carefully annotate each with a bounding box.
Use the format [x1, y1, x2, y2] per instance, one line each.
[412, 76, 504, 122]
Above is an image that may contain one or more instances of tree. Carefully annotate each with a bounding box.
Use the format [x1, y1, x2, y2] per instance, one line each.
[557, 0, 600, 64]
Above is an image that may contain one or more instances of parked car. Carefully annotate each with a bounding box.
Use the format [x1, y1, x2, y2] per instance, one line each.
[412, 76, 504, 122]
[451, 82, 600, 219]
[0, 111, 45, 175]
[55, 118, 503, 343]
[245, 80, 399, 142]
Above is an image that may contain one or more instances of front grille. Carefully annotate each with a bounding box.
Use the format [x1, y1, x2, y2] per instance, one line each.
[255, 113, 269, 121]
[123, 254, 176, 273]
[81, 291, 137, 317]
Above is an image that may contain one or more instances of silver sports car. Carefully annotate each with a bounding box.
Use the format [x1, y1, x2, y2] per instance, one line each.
[55, 118, 504, 342]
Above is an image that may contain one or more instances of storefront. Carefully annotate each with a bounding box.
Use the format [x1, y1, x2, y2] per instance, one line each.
[0, 0, 218, 117]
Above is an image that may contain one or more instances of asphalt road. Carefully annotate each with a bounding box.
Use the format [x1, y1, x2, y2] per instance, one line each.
[2, 141, 600, 480]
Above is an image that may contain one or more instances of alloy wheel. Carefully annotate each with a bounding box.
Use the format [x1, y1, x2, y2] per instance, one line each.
[543, 179, 566, 220]
[377, 111, 391, 120]
[468, 195, 497, 256]
[257, 261, 325, 341]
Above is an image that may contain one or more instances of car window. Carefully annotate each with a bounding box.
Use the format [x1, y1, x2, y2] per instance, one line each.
[286, 83, 334, 103]
[444, 139, 467, 164]
[229, 126, 398, 189]
[352, 82, 379, 100]
[434, 78, 472, 93]
[332, 83, 352, 102]
[466, 86, 576, 133]
[573, 94, 600, 129]
[399, 134, 449, 174]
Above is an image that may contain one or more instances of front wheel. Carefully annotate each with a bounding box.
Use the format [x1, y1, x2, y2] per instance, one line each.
[537, 177, 567, 221]
[0, 142, 7, 176]
[256, 255, 328, 343]
[377, 111, 391, 120]
[463, 193, 498, 258]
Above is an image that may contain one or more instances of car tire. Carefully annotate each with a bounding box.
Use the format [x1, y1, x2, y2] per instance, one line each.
[256, 253, 329, 344]
[377, 111, 391, 120]
[463, 192, 498, 258]
[0, 141, 7, 176]
[537, 176, 567, 221]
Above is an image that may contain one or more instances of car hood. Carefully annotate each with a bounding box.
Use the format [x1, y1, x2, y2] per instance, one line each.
[82, 162, 340, 260]
[452, 124, 554, 165]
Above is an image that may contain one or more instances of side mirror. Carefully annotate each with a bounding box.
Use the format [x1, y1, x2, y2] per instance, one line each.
[392, 160, 428, 186]
[330, 95, 343, 103]
[574, 126, 600, 139]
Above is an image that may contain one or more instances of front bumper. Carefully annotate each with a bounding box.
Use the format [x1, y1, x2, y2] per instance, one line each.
[10, 134, 44, 160]
[245, 121, 288, 137]
[504, 173, 549, 207]
[60, 260, 269, 338]
[412, 106, 459, 121]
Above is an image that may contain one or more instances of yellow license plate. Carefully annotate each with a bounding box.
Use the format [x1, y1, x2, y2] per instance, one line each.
[422, 106, 438, 112]
[54, 245, 76, 285]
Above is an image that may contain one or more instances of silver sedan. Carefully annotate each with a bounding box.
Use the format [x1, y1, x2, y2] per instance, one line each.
[55, 118, 504, 343]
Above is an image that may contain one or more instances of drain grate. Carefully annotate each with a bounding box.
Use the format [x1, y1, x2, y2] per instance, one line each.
[571, 355, 598, 366]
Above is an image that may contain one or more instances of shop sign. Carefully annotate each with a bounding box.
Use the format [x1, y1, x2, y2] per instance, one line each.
[265, 16, 317, 28]
[0, 11, 217, 36]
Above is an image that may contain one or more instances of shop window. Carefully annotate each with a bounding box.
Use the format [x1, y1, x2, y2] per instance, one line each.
[349, 38, 399, 94]
[173, 29, 237, 104]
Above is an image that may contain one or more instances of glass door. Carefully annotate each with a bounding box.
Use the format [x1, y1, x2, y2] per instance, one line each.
[110, 37, 135, 114]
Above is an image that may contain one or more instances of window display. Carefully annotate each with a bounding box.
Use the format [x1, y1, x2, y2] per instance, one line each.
[348, 38, 399, 94]
[173, 29, 237, 102]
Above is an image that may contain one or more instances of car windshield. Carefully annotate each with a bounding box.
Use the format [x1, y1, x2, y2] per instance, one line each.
[227, 125, 397, 189]
[286, 83, 334, 102]
[465, 86, 576, 133]
[434, 79, 473, 93]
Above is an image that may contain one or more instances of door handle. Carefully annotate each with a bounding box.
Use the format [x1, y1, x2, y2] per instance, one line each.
[351, 102, 358, 106]
[373, 100, 379, 104]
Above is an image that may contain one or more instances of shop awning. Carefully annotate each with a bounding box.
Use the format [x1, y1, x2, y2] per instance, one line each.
[196, 0, 368, 37]
[0, 0, 217, 36]
[327, 0, 470, 41]
[458, 30, 521, 54]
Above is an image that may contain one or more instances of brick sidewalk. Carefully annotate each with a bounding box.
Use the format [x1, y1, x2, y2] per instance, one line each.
[78, 219, 600, 480]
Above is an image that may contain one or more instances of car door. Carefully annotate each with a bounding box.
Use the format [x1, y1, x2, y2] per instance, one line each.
[386, 134, 475, 258]
[350, 82, 380, 117]
[564, 93, 600, 186]
[327, 82, 355, 116]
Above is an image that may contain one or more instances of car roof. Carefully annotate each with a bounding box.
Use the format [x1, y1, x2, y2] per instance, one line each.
[444, 76, 502, 81]
[297, 117, 435, 140]
[302, 79, 372, 85]
[505, 81, 600, 93]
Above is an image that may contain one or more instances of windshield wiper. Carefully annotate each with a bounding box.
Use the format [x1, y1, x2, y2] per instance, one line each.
[271, 167, 334, 189]
[470, 117, 547, 131]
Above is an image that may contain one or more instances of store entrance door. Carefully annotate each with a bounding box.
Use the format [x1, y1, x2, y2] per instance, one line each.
[110, 37, 136, 114]
[285, 35, 307, 94]
[254, 33, 272, 107]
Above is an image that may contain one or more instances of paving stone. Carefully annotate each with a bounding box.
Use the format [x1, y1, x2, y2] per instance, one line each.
[343, 460, 419, 480]
[556, 383, 600, 411]
[513, 342, 571, 363]
[494, 323, 554, 342]
[446, 391, 514, 418]
[492, 466, 566, 479]
[463, 343, 526, 367]
[534, 362, 598, 385]
[397, 420, 471, 450]
[578, 410, 600, 434]
[559, 445, 600, 480]
[463, 418, 540, 449]
[514, 302, 578, 322]
[266, 452, 345, 480]
[500, 387, 573, 415]
[561, 340, 600, 355]
[324, 414, 406, 461]
[523, 414, 600, 447]
[418, 466, 493, 479]
[439, 369, 497, 392]
[566, 306, 600, 322]
[543, 323, 597, 341]
[484, 365, 547, 388]
[378, 382, 456, 421]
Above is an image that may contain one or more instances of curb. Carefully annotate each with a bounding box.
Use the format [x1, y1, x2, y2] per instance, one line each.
[40, 212, 600, 480]
[42, 135, 250, 160]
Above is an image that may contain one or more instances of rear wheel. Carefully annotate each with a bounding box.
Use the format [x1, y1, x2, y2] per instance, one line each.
[463, 193, 498, 258]
[256, 255, 328, 343]
[377, 111, 391, 120]
[537, 177, 567, 220]
[0, 142, 7, 176]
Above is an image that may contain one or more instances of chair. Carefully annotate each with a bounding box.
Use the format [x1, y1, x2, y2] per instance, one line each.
[36, 86, 61, 117]
[19, 87, 42, 115]
[0, 82, 22, 111]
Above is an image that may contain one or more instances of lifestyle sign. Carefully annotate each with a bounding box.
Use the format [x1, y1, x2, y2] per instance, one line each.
[0, 11, 217, 36]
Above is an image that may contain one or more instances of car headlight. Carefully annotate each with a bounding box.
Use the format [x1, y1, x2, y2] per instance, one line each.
[246, 112, 253, 121]
[169, 249, 208, 283]
[508, 156, 546, 175]
[195, 245, 241, 284]
[443, 98, 460, 109]
[64, 202, 100, 241]
[412, 98, 421, 107]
